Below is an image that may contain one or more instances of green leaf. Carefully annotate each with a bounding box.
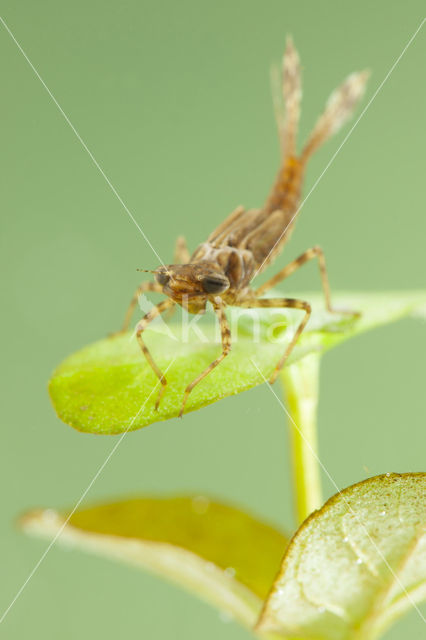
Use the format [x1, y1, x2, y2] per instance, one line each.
[257, 473, 426, 640]
[49, 290, 426, 434]
[20, 496, 288, 629]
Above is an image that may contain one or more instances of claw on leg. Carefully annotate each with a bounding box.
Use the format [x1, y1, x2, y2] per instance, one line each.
[155, 377, 168, 411]
[179, 389, 191, 418]
[269, 370, 279, 386]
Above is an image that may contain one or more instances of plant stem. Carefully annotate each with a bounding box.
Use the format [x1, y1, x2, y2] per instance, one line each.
[280, 353, 322, 525]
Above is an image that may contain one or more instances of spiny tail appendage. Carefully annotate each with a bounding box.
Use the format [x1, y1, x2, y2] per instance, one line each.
[301, 67, 370, 162]
[264, 37, 369, 215]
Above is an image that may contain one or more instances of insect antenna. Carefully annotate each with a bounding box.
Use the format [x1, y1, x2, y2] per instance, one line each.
[137, 267, 175, 282]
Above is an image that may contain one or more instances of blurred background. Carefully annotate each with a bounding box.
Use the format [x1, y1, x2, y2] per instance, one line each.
[1, 1, 425, 638]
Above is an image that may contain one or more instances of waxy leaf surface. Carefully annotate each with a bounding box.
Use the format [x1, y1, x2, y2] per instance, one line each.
[21, 496, 288, 629]
[257, 473, 426, 640]
[49, 290, 426, 434]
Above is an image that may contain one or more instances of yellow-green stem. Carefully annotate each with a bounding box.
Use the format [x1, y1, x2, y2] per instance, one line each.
[280, 353, 322, 525]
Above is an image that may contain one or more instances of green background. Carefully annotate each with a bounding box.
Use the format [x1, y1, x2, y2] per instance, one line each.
[1, 1, 425, 638]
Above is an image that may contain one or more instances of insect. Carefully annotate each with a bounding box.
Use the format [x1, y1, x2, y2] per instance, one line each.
[118, 38, 368, 417]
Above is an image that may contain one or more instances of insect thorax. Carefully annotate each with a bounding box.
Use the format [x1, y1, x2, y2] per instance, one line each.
[191, 243, 255, 292]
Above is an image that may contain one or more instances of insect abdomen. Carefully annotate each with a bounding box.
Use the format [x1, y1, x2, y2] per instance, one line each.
[262, 156, 304, 216]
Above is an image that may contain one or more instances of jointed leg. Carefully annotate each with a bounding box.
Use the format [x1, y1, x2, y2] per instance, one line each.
[136, 298, 176, 410]
[164, 235, 191, 321]
[174, 235, 191, 264]
[239, 297, 311, 384]
[179, 298, 231, 418]
[121, 281, 164, 333]
[255, 245, 358, 316]
[120, 235, 189, 333]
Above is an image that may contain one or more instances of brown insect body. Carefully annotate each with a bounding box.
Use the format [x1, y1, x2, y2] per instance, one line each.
[158, 155, 305, 313]
[120, 38, 368, 416]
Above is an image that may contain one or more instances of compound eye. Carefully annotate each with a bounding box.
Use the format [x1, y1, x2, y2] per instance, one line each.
[155, 270, 170, 286]
[202, 275, 229, 294]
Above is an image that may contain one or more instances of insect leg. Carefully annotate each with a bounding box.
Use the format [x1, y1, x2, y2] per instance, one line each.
[239, 297, 311, 385]
[174, 235, 191, 264]
[136, 298, 176, 410]
[162, 236, 191, 322]
[255, 246, 359, 317]
[119, 281, 164, 333]
[179, 298, 231, 418]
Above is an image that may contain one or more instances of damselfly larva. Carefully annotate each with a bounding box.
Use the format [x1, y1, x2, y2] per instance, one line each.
[119, 38, 368, 416]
